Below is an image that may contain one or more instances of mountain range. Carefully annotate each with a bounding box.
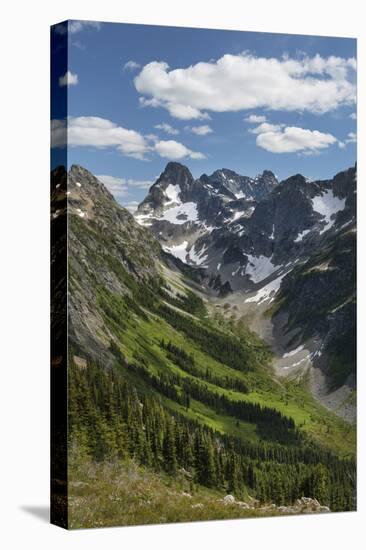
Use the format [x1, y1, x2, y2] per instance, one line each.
[135, 162, 356, 419]
[52, 161, 356, 526]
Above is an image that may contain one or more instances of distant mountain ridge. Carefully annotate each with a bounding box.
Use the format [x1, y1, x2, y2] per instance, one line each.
[135, 163, 279, 265]
[135, 162, 355, 291]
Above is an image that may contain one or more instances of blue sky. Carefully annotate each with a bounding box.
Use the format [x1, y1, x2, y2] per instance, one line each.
[51, 20, 356, 210]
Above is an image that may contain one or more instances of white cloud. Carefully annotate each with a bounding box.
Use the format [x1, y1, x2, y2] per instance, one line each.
[249, 122, 284, 134]
[255, 126, 337, 154]
[125, 179, 153, 189]
[346, 132, 356, 143]
[245, 114, 267, 123]
[134, 53, 356, 119]
[139, 95, 210, 120]
[154, 123, 179, 135]
[97, 175, 153, 197]
[153, 139, 206, 160]
[59, 71, 78, 87]
[51, 116, 149, 159]
[51, 116, 205, 161]
[338, 141, 346, 149]
[349, 112, 357, 120]
[96, 175, 129, 197]
[189, 125, 213, 135]
[123, 60, 141, 71]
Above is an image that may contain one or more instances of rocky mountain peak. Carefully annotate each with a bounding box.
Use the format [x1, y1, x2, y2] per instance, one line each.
[66, 164, 119, 223]
[158, 161, 194, 189]
[69, 164, 98, 183]
[261, 170, 276, 179]
[136, 162, 195, 215]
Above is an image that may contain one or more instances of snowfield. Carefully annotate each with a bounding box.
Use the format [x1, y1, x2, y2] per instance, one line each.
[161, 202, 199, 224]
[245, 254, 278, 283]
[163, 241, 188, 262]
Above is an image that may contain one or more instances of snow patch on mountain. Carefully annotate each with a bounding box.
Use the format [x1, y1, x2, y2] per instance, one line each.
[161, 202, 199, 224]
[165, 184, 181, 205]
[163, 241, 188, 261]
[244, 271, 288, 304]
[246, 254, 278, 283]
[188, 244, 208, 266]
[283, 345, 305, 358]
[312, 190, 346, 234]
[230, 211, 246, 222]
[294, 229, 311, 242]
[134, 212, 154, 226]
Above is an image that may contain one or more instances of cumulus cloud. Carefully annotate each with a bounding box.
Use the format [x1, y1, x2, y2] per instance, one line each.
[123, 60, 141, 71]
[139, 95, 210, 120]
[153, 139, 206, 160]
[154, 123, 180, 135]
[188, 125, 213, 135]
[59, 71, 78, 87]
[51, 116, 205, 160]
[249, 122, 284, 134]
[245, 114, 267, 123]
[51, 116, 149, 159]
[349, 112, 357, 120]
[134, 53, 356, 119]
[255, 126, 337, 154]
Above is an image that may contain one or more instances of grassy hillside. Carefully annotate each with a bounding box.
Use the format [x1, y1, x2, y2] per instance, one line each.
[93, 273, 355, 456]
